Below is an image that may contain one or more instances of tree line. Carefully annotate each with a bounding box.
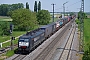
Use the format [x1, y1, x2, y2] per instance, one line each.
[78, 11, 87, 20]
[0, 1, 41, 16]
[0, 3, 24, 16]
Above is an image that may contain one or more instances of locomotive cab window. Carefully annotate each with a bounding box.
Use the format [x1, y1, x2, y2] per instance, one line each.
[19, 39, 29, 42]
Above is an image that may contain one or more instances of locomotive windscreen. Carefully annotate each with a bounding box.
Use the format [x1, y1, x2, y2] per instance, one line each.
[19, 38, 29, 47]
[19, 39, 29, 42]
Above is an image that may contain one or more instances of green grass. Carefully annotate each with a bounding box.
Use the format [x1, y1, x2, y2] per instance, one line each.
[75, 18, 90, 51]
[0, 18, 12, 21]
[4, 50, 15, 57]
[0, 16, 12, 21]
[84, 18, 90, 51]
[12, 31, 26, 37]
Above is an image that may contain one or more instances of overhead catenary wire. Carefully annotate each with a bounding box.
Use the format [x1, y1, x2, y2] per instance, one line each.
[55, 0, 81, 11]
[66, 0, 81, 8]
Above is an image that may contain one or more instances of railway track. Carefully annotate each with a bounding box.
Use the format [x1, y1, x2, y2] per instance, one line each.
[59, 22, 76, 60]
[11, 54, 27, 60]
[0, 44, 18, 56]
[33, 20, 73, 60]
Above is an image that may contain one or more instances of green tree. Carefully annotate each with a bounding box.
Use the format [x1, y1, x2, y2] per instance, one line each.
[0, 4, 8, 16]
[11, 9, 38, 31]
[38, 1, 41, 11]
[37, 10, 50, 25]
[7, 3, 24, 16]
[0, 3, 24, 16]
[17, 3, 24, 9]
[34, 1, 37, 12]
[0, 22, 10, 36]
[78, 11, 87, 19]
[70, 12, 74, 16]
[10, 3, 24, 11]
[26, 2, 29, 9]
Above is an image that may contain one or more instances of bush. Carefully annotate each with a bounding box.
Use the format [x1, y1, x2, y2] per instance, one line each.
[37, 10, 51, 25]
[0, 21, 11, 36]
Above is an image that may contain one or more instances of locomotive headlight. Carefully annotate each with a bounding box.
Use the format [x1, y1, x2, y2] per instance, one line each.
[25, 42, 29, 46]
[19, 42, 22, 47]
[19, 42, 22, 44]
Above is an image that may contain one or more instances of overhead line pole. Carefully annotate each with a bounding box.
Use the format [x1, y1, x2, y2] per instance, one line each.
[51, 3, 56, 22]
[63, 1, 68, 17]
[63, 4, 65, 16]
[79, 0, 84, 54]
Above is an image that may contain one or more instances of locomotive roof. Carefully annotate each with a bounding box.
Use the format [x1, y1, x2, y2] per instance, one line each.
[19, 29, 44, 39]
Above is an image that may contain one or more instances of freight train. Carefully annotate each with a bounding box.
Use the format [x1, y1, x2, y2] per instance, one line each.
[18, 15, 75, 52]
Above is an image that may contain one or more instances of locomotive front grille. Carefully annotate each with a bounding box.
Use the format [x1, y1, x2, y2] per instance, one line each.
[21, 46, 27, 49]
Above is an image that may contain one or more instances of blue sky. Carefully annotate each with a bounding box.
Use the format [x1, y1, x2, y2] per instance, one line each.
[0, 0, 90, 12]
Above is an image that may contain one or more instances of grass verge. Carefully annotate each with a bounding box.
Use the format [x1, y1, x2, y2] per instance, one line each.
[84, 18, 90, 51]
[76, 18, 90, 60]
[75, 18, 90, 51]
